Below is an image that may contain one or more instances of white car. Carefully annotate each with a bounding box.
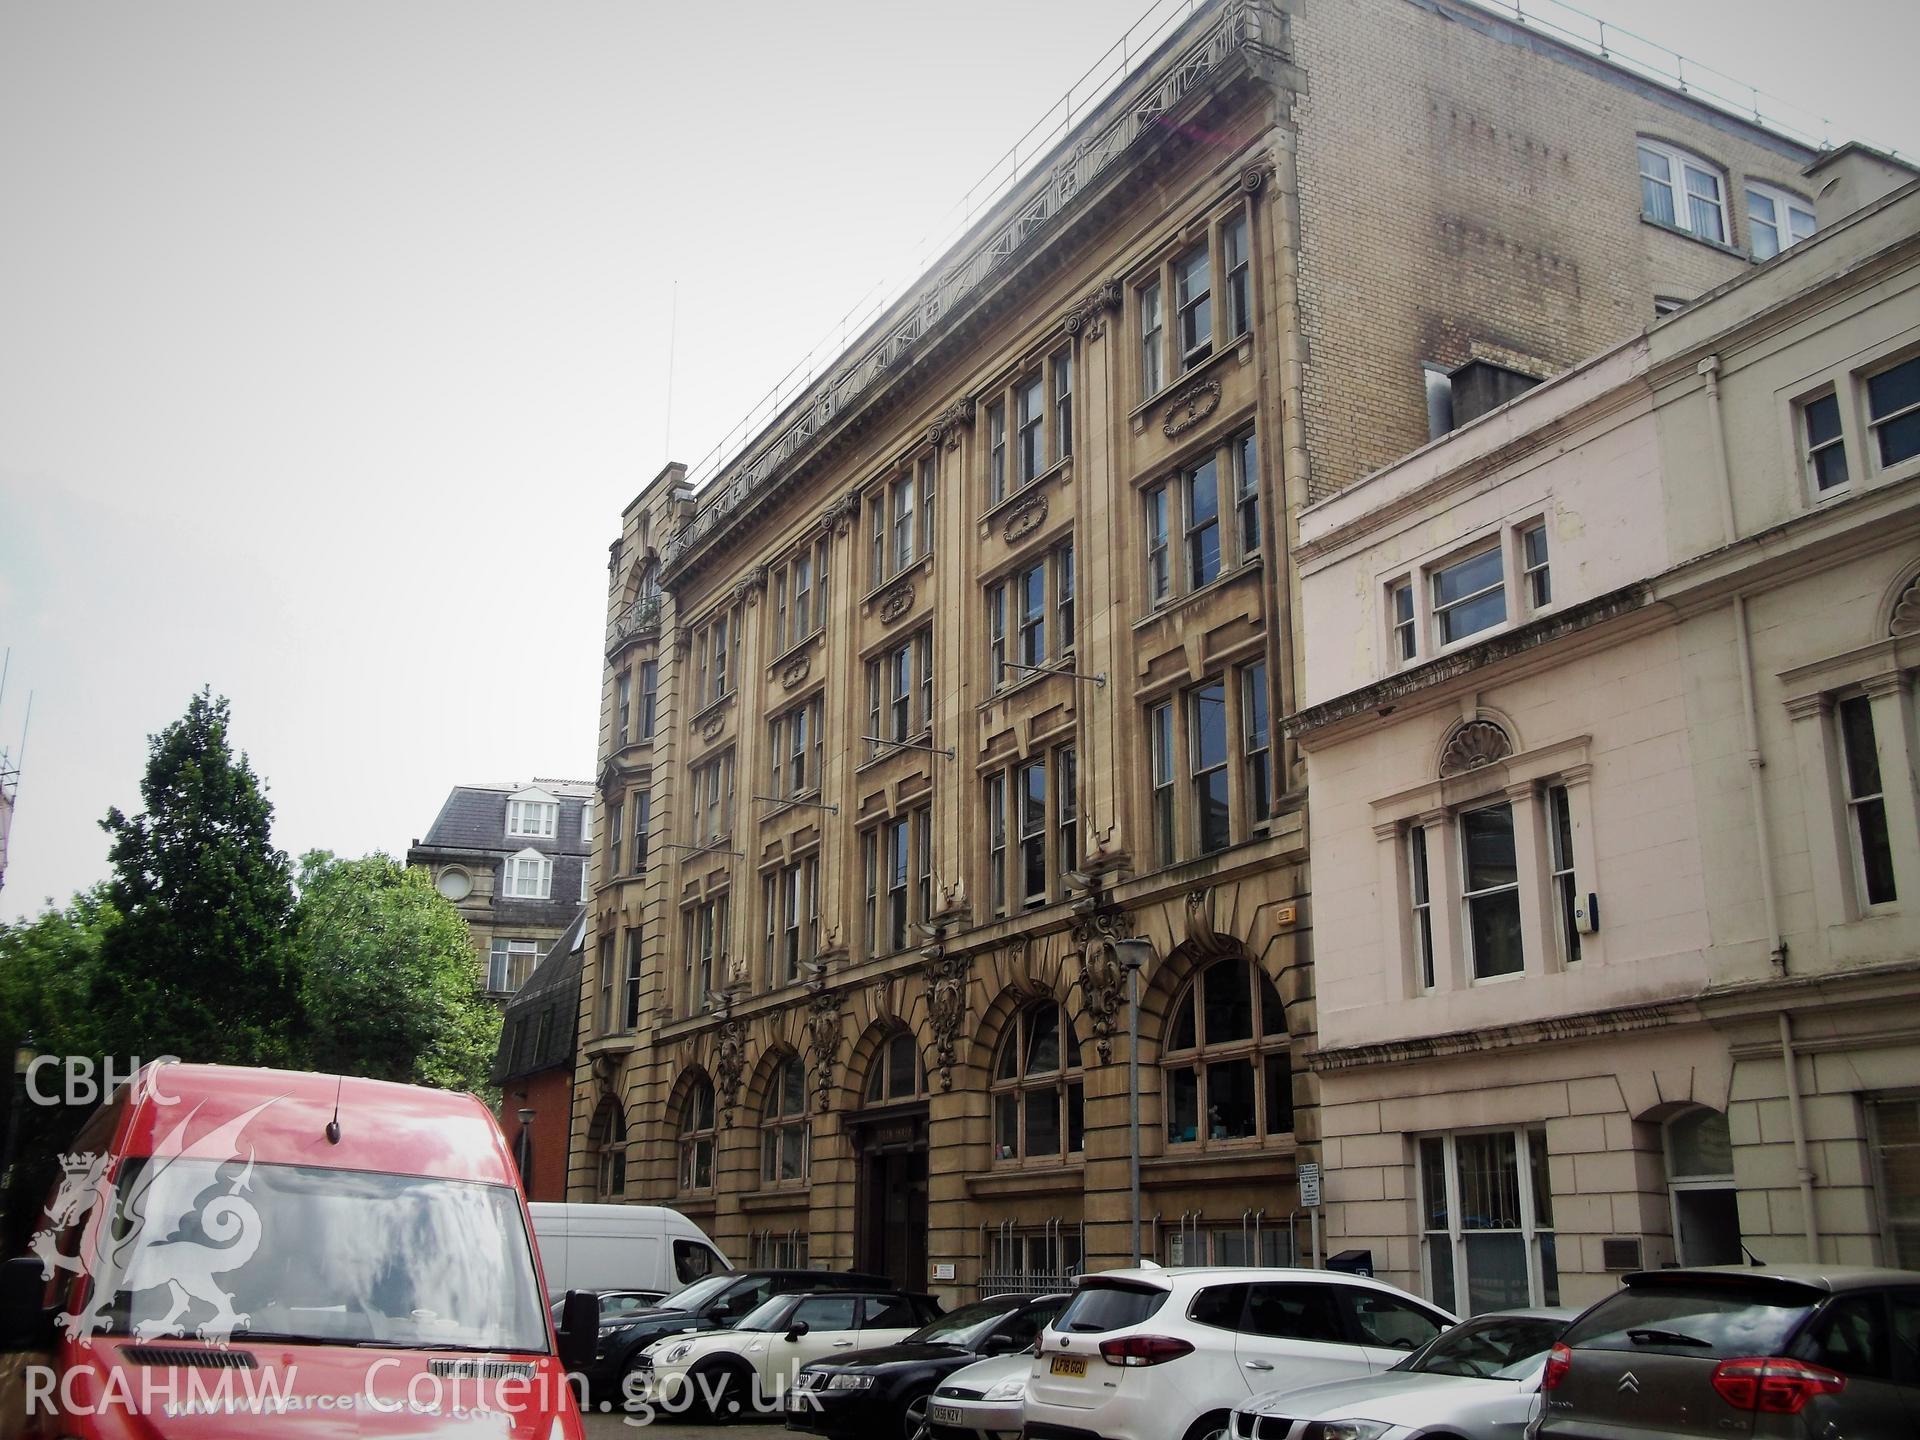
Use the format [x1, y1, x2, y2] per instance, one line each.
[633, 1288, 939, 1416]
[928, 1350, 1035, 1440]
[1025, 1268, 1457, 1440]
[1231, 1307, 1576, 1440]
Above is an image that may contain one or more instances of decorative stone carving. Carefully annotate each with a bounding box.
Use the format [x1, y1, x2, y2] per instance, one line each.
[1061, 279, 1123, 339]
[1241, 162, 1271, 194]
[1184, 886, 1238, 962]
[924, 951, 970, 1092]
[698, 710, 726, 742]
[1002, 493, 1050, 544]
[1076, 945, 1128, 1065]
[1162, 379, 1222, 438]
[730, 565, 767, 609]
[927, 396, 976, 450]
[780, 654, 812, 690]
[878, 581, 916, 624]
[818, 487, 862, 537]
[1891, 576, 1920, 636]
[713, 1014, 746, 1120]
[1070, 894, 1132, 948]
[1439, 719, 1513, 777]
[804, 988, 842, 1114]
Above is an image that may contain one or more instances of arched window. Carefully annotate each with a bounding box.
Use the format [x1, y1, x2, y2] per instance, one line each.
[589, 1100, 627, 1198]
[864, 1029, 923, 1105]
[1163, 956, 1291, 1146]
[1666, 1106, 1741, 1266]
[679, 1076, 716, 1191]
[762, 1055, 810, 1185]
[992, 1003, 1085, 1162]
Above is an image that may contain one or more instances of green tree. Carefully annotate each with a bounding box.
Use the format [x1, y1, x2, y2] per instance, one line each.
[90, 688, 299, 1066]
[0, 886, 116, 1251]
[290, 851, 500, 1094]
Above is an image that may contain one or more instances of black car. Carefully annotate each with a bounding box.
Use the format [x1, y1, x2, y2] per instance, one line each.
[786, 1292, 1066, 1440]
[585, 1268, 890, 1400]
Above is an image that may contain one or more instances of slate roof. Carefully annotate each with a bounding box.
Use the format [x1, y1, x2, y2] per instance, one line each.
[416, 783, 593, 857]
[492, 908, 585, 1085]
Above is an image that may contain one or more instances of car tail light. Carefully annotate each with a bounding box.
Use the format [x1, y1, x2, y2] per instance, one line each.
[1710, 1357, 1846, 1414]
[1541, 1343, 1573, 1391]
[1097, 1335, 1194, 1367]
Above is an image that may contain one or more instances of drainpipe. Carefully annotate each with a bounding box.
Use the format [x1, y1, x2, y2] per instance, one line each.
[1779, 1011, 1820, 1262]
[1700, 354, 1815, 1258]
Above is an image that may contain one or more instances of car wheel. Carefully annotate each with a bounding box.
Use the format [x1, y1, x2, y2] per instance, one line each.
[1183, 1411, 1232, 1440]
[902, 1387, 935, 1440]
[690, 1358, 755, 1423]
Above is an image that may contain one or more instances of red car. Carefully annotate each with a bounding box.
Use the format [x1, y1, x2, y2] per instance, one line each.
[0, 1061, 596, 1437]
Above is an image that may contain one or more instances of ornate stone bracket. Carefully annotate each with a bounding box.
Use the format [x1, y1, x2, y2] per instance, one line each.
[730, 565, 768, 610]
[818, 487, 862, 538]
[1439, 719, 1513, 776]
[1003, 493, 1050, 544]
[924, 950, 970, 1092]
[927, 396, 977, 450]
[1163, 379, 1222, 439]
[804, 988, 843, 1115]
[1061, 279, 1123, 339]
[1184, 886, 1239, 962]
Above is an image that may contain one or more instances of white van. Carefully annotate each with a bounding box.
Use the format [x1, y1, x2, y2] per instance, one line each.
[528, 1202, 730, 1302]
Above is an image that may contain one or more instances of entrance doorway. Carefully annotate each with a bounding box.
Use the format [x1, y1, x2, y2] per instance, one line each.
[1666, 1105, 1742, 1266]
[851, 1102, 929, 1291]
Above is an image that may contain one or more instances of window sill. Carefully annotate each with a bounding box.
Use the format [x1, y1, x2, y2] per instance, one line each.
[854, 728, 938, 776]
[1140, 1144, 1296, 1188]
[689, 688, 735, 738]
[757, 789, 827, 826]
[1130, 334, 1254, 431]
[861, 551, 935, 610]
[1639, 214, 1748, 262]
[979, 458, 1072, 534]
[740, 1184, 812, 1212]
[979, 660, 1073, 709]
[966, 1162, 1085, 1198]
[1132, 556, 1264, 631]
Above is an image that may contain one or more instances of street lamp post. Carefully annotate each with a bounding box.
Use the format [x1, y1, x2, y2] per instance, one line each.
[1106, 942, 1155, 1268]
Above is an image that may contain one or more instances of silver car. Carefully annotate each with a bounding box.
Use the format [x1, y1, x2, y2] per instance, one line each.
[1231, 1307, 1576, 1440]
[926, 1350, 1032, 1440]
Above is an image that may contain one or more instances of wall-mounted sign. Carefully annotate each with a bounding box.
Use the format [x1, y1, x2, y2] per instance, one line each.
[1299, 1161, 1321, 1208]
[931, 1262, 956, 1282]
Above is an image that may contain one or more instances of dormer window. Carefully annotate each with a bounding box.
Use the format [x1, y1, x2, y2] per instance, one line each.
[507, 790, 559, 839]
[504, 848, 553, 900]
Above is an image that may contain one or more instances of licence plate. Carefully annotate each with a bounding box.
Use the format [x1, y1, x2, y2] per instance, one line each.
[931, 1405, 965, 1425]
[1050, 1355, 1087, 1377]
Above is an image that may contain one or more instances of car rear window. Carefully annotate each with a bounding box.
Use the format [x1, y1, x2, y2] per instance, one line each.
[1560, 1280, 1819, 1359]
[1056, 1282, 1168, 1334]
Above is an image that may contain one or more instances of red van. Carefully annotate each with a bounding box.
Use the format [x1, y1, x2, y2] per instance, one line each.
[0, 1062, 595, 1437]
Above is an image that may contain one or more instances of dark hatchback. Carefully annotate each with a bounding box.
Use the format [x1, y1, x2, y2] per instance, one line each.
[786, 1292, 1065, 1440]
[585, 1267, 890, 1399]
[1536, 1264, 1920, 1440]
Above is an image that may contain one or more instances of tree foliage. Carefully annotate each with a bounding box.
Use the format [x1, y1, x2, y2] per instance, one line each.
[291, 851, 499, 1094]
[90, 688, 300, 1066]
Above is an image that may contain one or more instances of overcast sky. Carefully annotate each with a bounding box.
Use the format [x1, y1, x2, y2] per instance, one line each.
[3, 0, 1916, 921]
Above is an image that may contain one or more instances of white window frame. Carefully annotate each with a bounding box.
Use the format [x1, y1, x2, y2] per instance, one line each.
[1546, 783, 1580, 966]
[1419, 1126, 1558, 1316]
[507, 798, 558, 839]
[1866, 353, 1920, 475]
[1409, 824, 1435, 991]
[1519, 523, 1551, 611]
[1430, 543, 1508, 649]
[489, 937, 539, 993]
[1800, 387, 1851, 498]
[1744, 180, 1815, 261]
[1837, 693, 1898, 910]
[1459, 801, 1524, 982]
[1636, 139, 1729, 246]
[503, 848, 553, 900]
[1389, 579, 1416, 663]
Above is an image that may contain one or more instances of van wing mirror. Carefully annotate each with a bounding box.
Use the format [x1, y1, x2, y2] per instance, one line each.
[556, 1289, 599, 1372]
[0, 1257, 54, 1352]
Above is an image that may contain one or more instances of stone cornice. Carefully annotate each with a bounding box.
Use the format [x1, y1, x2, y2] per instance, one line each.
[1308, 998, 1698, 1074]
[660, 0, 1286, 584]
[1282, 584, 1653, 741]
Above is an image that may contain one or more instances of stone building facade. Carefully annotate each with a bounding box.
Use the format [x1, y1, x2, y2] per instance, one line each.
[1290, 169, 1920, 1315]
[576, 0, 1827, 1301]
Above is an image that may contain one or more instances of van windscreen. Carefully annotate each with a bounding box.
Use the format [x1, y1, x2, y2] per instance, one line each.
[84, 1159, 548, 1353]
